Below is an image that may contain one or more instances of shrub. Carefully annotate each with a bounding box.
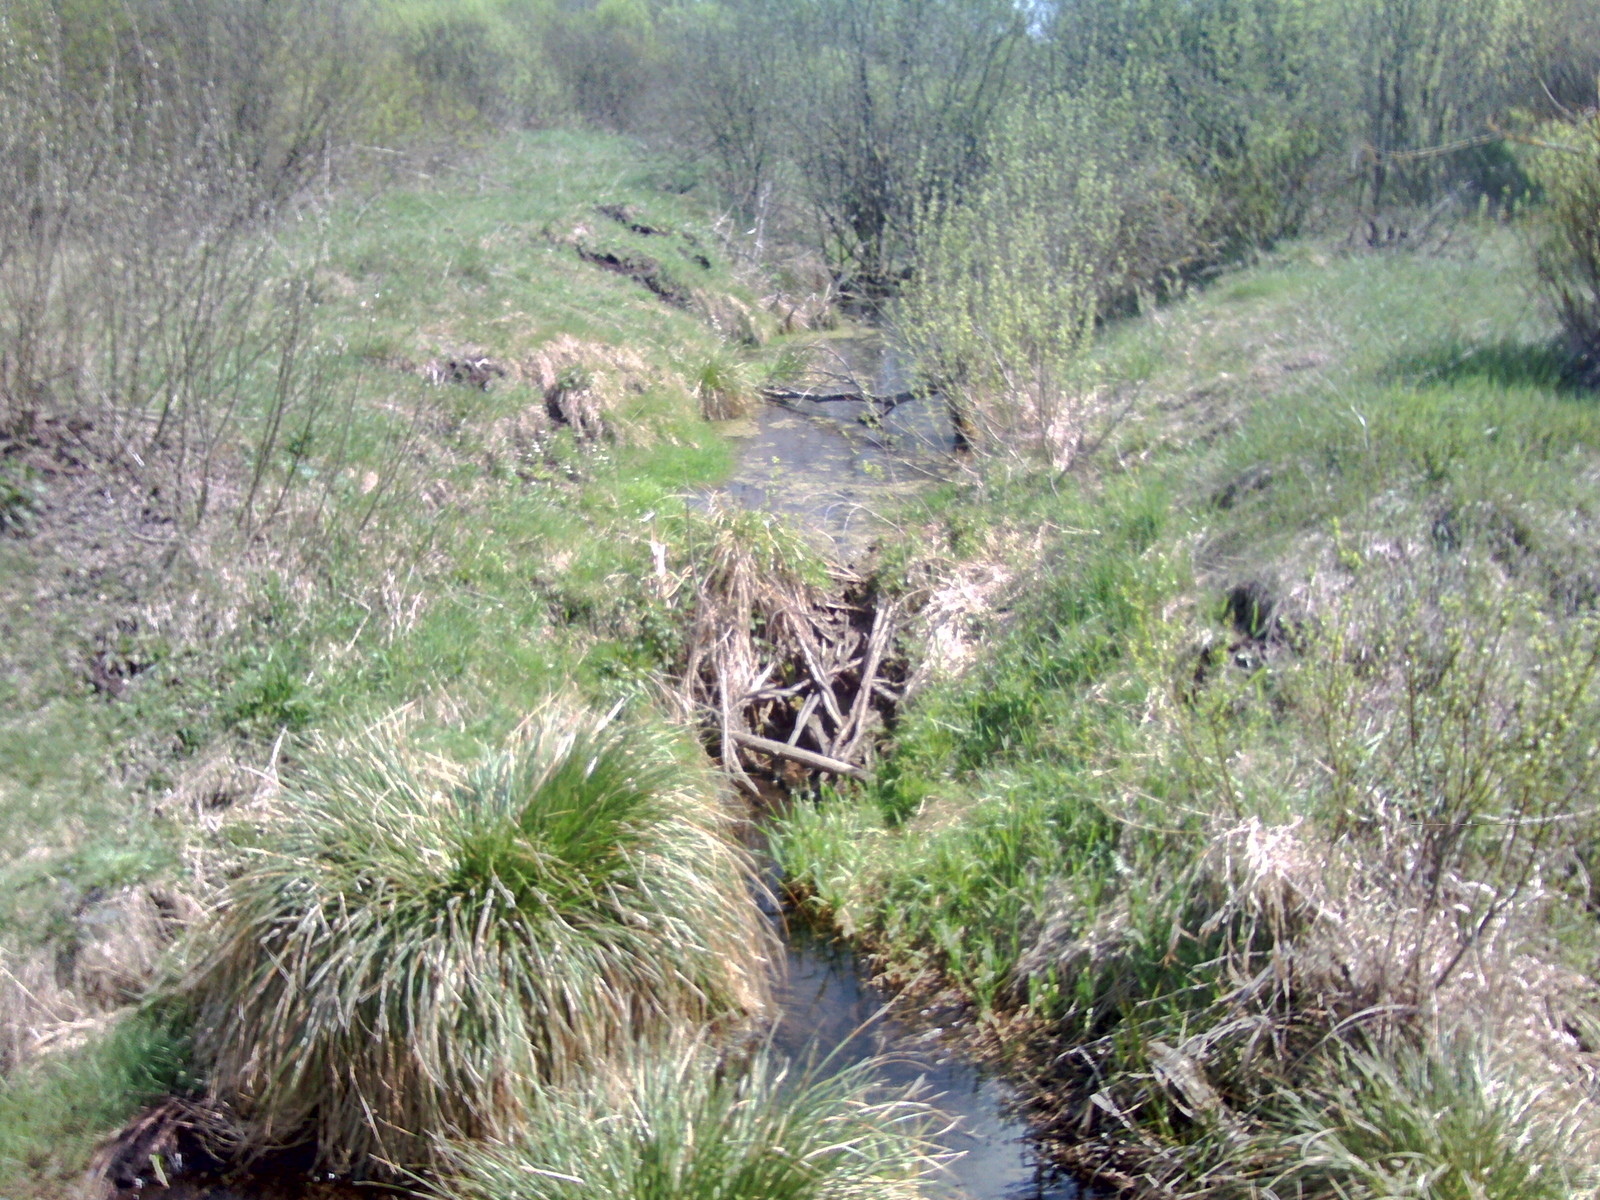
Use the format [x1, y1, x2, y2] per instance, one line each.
[897, 87, 1207, 461]
[1526, 109, 1600, 384]
[182, 710, 771, 1176]
[445, 1039, 941, 1200]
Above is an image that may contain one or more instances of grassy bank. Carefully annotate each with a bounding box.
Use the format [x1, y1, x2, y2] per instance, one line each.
[0, 129, 827, 1192]
[9, 118, 1598, 1200]
[776, 231, 1600, 1195]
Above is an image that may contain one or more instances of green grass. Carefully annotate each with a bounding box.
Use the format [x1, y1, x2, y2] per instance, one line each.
[182, 710, 770, 1176]
[0, 1009, 192, 1195]
[775, 227, 1600, 1192]
[1265, 1039, 1594, 1200]
[445, 1040, 941, 1200]
[0, 128, 764, 938]
[0, 128, 795, 1188]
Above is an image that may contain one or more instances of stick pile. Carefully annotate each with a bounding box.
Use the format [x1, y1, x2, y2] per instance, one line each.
[680, 511, 901, 791]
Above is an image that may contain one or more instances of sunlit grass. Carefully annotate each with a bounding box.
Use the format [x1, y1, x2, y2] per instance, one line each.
[183, 709, 771, 1175]
[446, 1039, 943, 1200]
[777, 231, 1600, 1190]
[1266, 1039, 1597, 1200]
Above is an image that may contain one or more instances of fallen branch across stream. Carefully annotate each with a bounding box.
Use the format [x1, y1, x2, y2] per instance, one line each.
[760, 385, 925, 411]
[727, 731, 869, 780]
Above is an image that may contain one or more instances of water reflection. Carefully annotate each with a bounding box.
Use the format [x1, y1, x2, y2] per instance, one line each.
[704, 336, 958, 558]
[774, 926, 1083, 1200]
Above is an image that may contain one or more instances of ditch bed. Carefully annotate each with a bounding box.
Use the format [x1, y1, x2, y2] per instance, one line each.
[724, 337, 1090, 1200]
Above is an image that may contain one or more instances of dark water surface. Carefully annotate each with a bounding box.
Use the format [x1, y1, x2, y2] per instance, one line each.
[705, 335, 959, 557]
[719, 337, 1086, 1197]
[773, 926, 1085, 1200]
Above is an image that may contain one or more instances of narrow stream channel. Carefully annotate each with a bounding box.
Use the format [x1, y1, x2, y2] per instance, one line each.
[773, 926, 1083, 1200]
[722, 336, 1087, 1200]
[707, 334, 956, 558]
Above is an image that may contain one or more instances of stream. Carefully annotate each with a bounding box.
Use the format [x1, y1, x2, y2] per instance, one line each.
[708, 334, 958, 558]
[721, 337, 1086, 1200]
[112, 337, 1085, 1200]
[773, 925, 1082, 1200]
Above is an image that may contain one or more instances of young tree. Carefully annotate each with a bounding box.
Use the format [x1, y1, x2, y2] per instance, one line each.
[898, 87, 1205, 461]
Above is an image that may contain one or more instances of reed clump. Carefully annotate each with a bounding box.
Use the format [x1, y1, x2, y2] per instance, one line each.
[445, 1039, 943, 1200]
[181, 709, 771, 1176]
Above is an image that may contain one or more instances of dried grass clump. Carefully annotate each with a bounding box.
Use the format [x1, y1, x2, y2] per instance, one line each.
[904, 556, 1017, 697]
[0, 948, 84, 1075]
[71, 889, 181, 1010]
[181, 709, 772, 1176]
[694, 290, 770, 347]
[2, 887, 192, 1077]
[523, 334, 657, 441]
[1019, 808, 1600, 1174]
[445, 1039, 943, 1200]
[1016, 818, 1341, 1036]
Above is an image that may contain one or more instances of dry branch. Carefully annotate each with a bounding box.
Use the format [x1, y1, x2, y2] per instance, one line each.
[760, 385, 924, 411]
[727, 731, 868, 780]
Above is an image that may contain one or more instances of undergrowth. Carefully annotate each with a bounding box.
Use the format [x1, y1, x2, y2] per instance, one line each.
[0, 129, 802, 1194]
[445, 1040, 942, 1200]
[776, 229, 1600, 1195]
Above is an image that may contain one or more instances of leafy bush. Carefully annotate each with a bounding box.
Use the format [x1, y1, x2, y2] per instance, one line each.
[1526, 110, 1600, 383]
[898, 88, 1207, 461]
[182, 711, 770, 1175]
[445, 1040, 941, 1200]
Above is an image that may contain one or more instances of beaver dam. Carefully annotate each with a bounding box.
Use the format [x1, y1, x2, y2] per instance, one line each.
[697, 336, 1090, 1200]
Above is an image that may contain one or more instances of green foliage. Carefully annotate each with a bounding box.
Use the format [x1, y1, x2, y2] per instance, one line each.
[1046, 0, 1345, 250]
[1525, 111, 1600, 383]
[900, 89, 1205, 459]
[672, 0, 1027, 289]
[1345, 0, 1537, 220]
[0, 1009, 192, 1197]
[779, 234, 1600, 1189]
[1267, 1040, 1589, 1199]
[0, 462, 37, 534]
[182, 711, 770, 1175]
[445, 1040, 941, 1200]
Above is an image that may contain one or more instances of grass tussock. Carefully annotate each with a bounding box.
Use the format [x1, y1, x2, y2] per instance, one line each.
[182, 708, 772, 1176]
[444, 1039, 942, 1200]
[521, 334, 660, 442]
[1264, 1038, 1599, 1200]
[690, 348, 757, 421]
